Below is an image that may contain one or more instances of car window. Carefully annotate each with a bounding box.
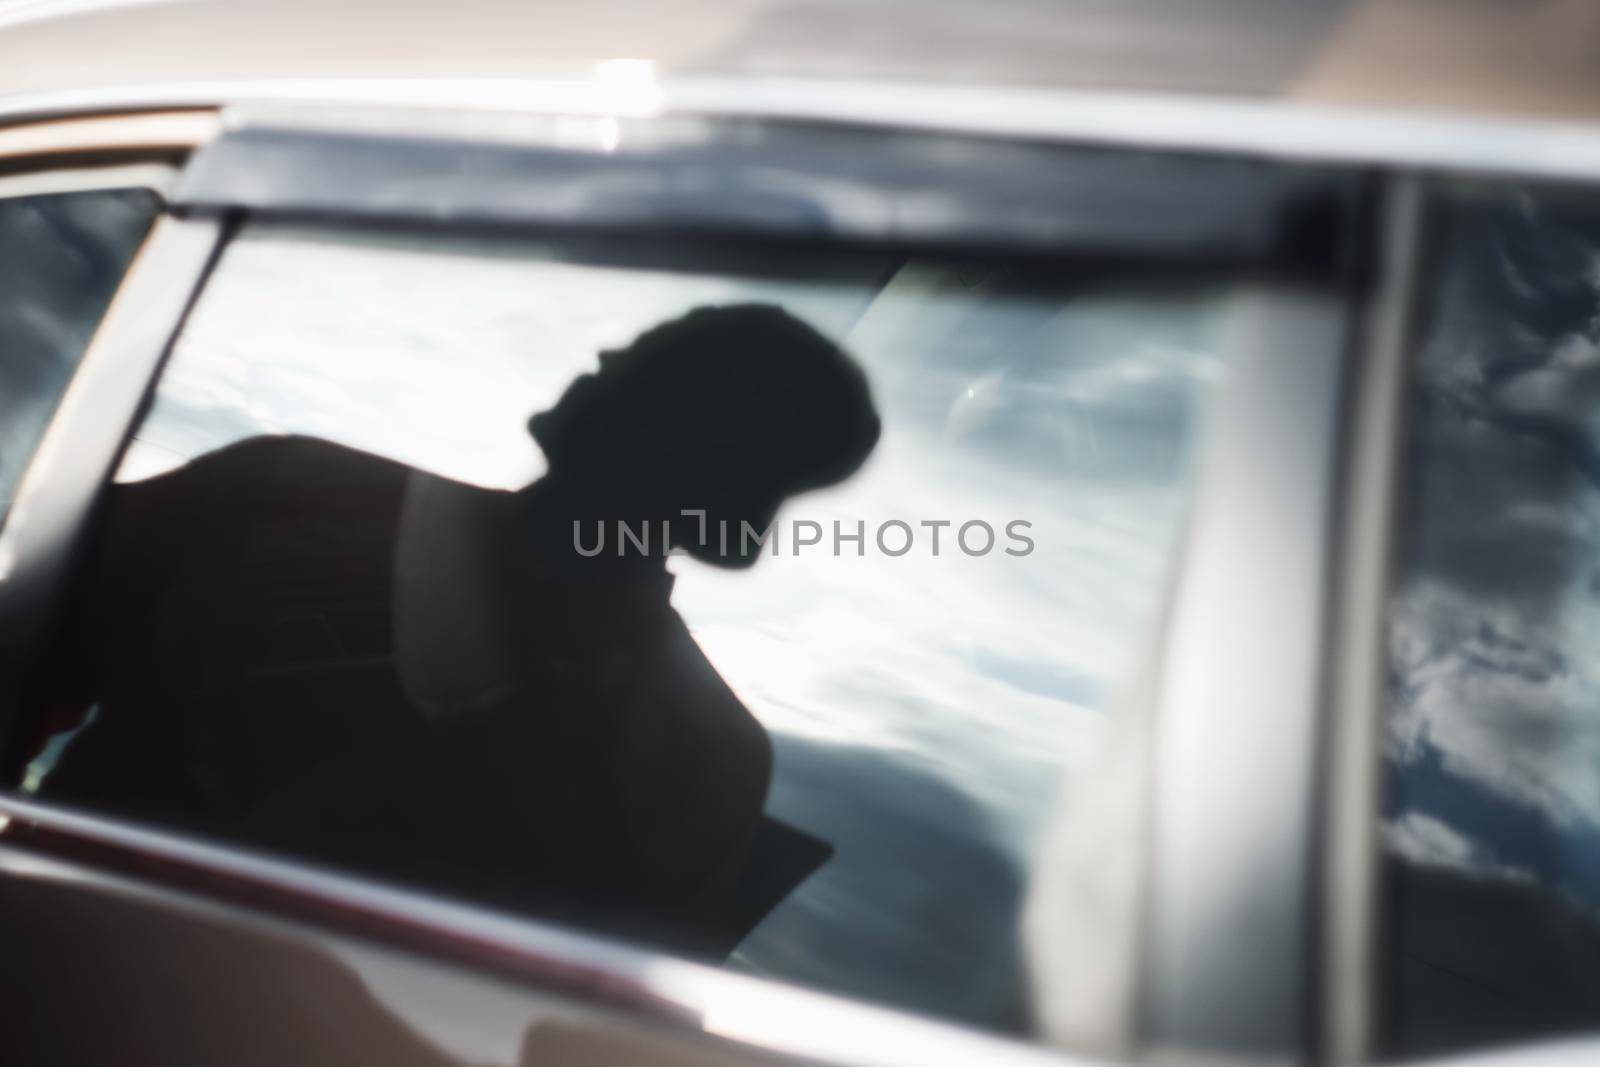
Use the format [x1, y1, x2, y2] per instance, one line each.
[0, 185, 160, 526]
[24, 221, 1234, 1032]
[1381, 184, 1600, 1057]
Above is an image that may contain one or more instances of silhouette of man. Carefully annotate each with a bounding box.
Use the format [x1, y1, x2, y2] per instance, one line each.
[40, 303, 880, 957]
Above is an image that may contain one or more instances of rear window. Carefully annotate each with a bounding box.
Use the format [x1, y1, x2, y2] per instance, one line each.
[27, 222, 1231, 1030]
[1382, 183, 1600, 1057]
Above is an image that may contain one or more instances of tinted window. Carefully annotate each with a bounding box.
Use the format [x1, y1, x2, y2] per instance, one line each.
[1383, 185, 1600, 1056]
[0, 186, 159, 524]
[28, 223, 1231, 1030]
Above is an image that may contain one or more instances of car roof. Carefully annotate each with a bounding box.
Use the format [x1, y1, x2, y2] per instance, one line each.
[1, 0, 1599, 124]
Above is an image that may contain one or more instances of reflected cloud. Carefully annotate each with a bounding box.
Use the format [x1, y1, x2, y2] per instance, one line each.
[1387, 190, 1600, 907]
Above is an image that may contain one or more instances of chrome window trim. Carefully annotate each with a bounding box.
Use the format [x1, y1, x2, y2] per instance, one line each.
[1396, 1038, 1600, 1067]
[0, 793, 1107, 1067]
[0, 213, 225, 771]
[1414, 1043, 1600, 1067]
[0, 109, 218, 162]
[0, 77, 1599, 184]
[0, 160, 178, 200]
[1315, 174, 1425, 1067]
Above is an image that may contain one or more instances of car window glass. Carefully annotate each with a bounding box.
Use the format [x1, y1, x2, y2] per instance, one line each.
[28, 221, 1231, 1032]
[1382, 184, 1600, 1057]
[0, 186, 160, 526]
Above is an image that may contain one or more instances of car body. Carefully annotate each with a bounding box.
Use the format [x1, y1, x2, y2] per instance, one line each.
[3, 3, 1600, 1067]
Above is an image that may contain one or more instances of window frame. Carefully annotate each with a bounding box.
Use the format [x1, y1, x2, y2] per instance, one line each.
[0, 121, 223, 785]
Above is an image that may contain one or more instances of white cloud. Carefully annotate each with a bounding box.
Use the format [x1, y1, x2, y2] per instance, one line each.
[1389, 207, 1600, 841]
[1388, 578, 1600, 830]
[1382, 810, 1534, 886]
[1383, 810, 1481, 869]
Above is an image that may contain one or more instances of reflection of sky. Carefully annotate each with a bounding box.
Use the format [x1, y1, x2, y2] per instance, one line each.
[127, 224, 1222, 1028]
[1386, 190, 1600, 913]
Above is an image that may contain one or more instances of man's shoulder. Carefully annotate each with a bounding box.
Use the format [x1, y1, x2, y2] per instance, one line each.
[173, 435, 414, 485]
[107, 436, 422, 552]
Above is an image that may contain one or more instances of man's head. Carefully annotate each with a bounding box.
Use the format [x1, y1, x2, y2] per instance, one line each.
[529, 303, 881, 567]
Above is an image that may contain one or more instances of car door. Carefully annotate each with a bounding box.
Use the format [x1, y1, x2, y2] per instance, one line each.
[0, 104, 1372, 1067]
